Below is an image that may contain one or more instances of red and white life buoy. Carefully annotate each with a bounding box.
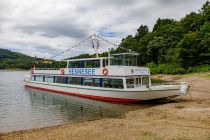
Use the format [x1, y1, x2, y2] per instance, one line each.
[102, 68, 108, 76]
[61, 69, 65, 75]
[31, 64, 35, 74]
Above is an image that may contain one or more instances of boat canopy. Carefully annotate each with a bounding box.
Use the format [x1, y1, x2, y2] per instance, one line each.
[111, 53, 139, 66]
[65, 57, 110, 62]
[64, 53, 139, 68]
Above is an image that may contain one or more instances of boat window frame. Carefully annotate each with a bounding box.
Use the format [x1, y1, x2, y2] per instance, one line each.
[55, 76, 67, 84]
[110, 53, 138, 66]
[31, 75, 126, 89]
[44, 75, 54, 83]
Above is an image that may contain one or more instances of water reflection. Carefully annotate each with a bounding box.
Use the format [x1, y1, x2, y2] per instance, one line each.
[28, 89, 124, 122]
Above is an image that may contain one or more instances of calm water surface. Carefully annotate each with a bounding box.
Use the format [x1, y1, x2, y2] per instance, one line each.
[0, 71, 151, 133]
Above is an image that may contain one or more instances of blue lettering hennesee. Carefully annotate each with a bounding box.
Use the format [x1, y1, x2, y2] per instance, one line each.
[92, 69, 95, 75]
[85, 69, 88, 75]
[69, 68, 96, 75]
[82, 69, 85, 75]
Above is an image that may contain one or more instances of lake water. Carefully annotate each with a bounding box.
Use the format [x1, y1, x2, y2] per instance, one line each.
[0, 71, 151, 133]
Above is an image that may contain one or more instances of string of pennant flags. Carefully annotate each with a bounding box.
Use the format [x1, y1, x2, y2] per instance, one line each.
[49, 34, 119, 59]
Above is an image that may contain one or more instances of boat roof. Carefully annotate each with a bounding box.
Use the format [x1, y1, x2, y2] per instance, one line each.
[111, 53, 139, 56]
[64, 57, 112, 62]
[64, 53, 139, 62]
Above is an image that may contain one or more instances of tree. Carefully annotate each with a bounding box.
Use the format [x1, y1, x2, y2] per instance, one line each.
[196, 22, 210, 64]
[135, 25, 149, 41]
[174, 32, 199, 68]
[146, 36, 167, 64]
[117, 35, 139, 53]
[153, 18, 176, 32]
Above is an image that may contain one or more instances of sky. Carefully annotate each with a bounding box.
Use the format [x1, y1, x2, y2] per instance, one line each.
[0, 0, 207, 59]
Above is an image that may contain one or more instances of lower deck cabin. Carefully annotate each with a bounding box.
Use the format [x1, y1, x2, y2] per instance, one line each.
[31, 75, 151, 89]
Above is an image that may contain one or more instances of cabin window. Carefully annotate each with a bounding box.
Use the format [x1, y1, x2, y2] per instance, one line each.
[112, 79, 123, 89]
[126, 78, 134, 88]
[103, 79, 123, 89]
[32, 75, 36, 81]
[85, 60, 100, 68]
[110, 54, 138, 66]
[68, 77, 82, 85]
[44, 76, 54, 83]
[142, 77, 149, 86]
[111, 55, 123, 66]
[83, 78, 100, 87]
[35, 75, 44, 82]
[55, 76, 67, 84]
[69, 61, 84, 68]
[103, 59, 108, 67]
[135, 77, 140, 86]
[124, 55, 137, 66]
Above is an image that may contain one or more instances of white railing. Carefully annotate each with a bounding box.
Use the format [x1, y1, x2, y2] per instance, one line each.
[34, 68, 61, 70]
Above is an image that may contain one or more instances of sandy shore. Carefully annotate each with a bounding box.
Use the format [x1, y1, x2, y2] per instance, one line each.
[1, 73, 210, 140]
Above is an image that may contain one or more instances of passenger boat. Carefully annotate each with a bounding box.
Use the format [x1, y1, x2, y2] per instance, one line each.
[24, 35, 189, 102]
[24, 52, 189, 102]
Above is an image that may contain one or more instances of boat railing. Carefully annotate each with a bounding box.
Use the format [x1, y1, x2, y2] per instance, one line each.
[34, 68, 61, 70]
[151, 82, 189, 86]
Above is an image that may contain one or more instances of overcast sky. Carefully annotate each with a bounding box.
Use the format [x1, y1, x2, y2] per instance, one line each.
[0, 0, 207, 59]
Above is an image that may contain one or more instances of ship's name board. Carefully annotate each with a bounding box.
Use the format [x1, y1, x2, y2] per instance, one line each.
[69, 68, 96, 75]
[134, 68, 150, 75]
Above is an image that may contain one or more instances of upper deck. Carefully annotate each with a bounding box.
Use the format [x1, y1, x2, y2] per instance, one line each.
[33, 53, 150, 77]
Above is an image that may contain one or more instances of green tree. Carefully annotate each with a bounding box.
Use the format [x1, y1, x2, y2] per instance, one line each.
[153, 18, 176, 32]
[135, 25, 149, 41]
[117, 35, 139, 53]
[174, 32, 199, 68]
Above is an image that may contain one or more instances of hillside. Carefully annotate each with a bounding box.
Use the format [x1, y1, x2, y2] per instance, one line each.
[0, 48, 66, 69]
[0, 48, 37, 69]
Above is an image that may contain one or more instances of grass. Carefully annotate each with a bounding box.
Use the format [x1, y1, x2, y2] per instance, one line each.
[174, 105, 185, 109]
[139, 131, 160, 140]
[172, 137, 189, 140]
[151, 79, 168, 84]
[147, 63, 210, 75]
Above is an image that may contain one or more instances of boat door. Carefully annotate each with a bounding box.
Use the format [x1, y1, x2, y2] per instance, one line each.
[134, 77, 141, 87]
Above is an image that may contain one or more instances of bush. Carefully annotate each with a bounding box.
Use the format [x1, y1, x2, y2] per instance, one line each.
[146, 62, 186, 74]
[186, 64, 210, 73]
[146, 63, 210, 74]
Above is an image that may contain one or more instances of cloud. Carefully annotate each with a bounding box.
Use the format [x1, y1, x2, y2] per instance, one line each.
[15, 18, 89, 38]
[0, 0, 207, 59]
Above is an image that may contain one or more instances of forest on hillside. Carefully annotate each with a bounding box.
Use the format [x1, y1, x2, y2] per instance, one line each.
[113, 1, 210, 74]
[0, 49, 66, 69]
[0, 48, 36, 69]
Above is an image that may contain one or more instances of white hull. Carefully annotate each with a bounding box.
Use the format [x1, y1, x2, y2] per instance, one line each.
[25, 80, 187, 102]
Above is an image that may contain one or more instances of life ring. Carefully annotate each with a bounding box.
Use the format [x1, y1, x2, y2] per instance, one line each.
[102, 68, 108, 76]
[31, 69, 34, 74]
[31, 64, 35, 74]
[61, 69, 65, 75]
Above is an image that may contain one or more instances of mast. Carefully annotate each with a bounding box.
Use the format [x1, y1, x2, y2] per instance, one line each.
[91, 33, 100, 58]
[108, 48, 111, 66]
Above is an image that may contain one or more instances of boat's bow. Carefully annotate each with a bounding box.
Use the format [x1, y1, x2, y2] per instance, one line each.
[179, 82, 190, 95]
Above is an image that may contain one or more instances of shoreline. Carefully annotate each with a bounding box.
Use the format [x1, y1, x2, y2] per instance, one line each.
[1, 73, 210, 140]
